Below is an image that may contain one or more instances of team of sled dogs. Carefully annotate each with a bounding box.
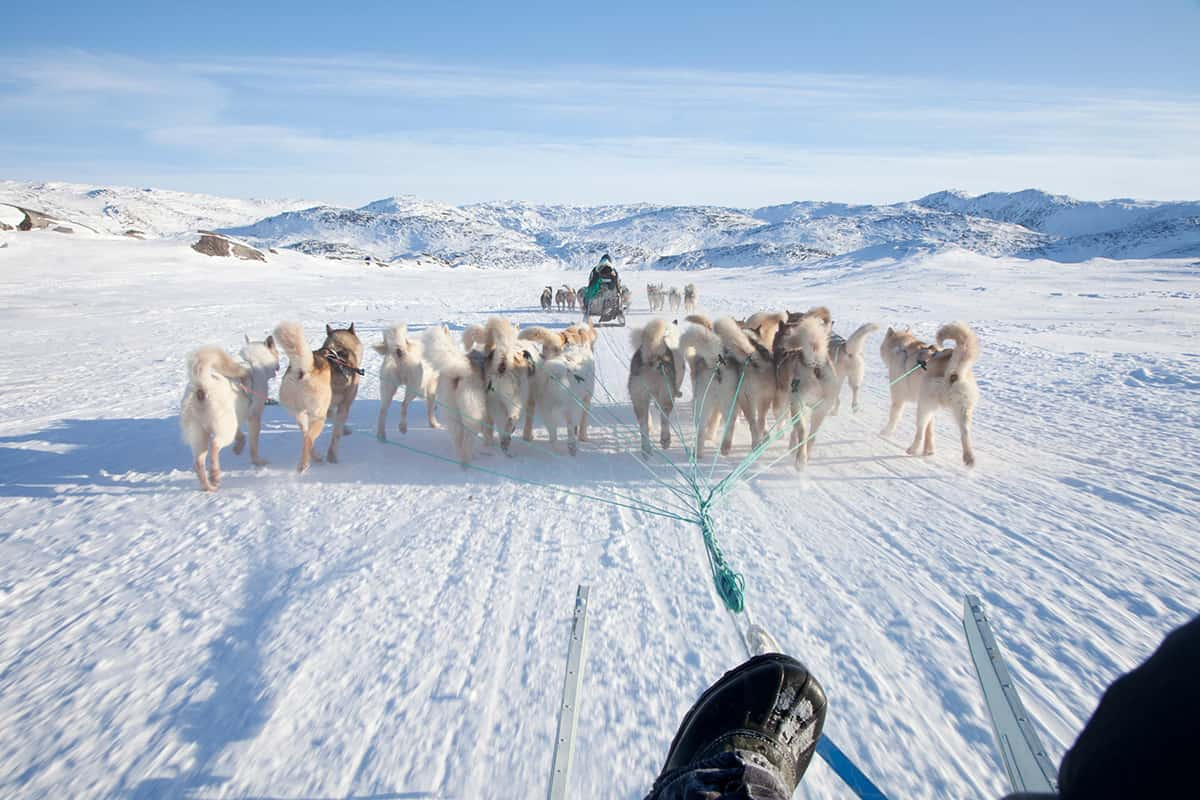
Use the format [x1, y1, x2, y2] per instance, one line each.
[180, 305, 979, 491]
[646, 283, 697, 313]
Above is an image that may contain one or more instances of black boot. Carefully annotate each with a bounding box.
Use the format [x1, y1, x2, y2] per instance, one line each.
[650, 653, 827, 796]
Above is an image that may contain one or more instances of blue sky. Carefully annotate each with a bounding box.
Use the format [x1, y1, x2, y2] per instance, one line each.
[3, 1, 1198, 206]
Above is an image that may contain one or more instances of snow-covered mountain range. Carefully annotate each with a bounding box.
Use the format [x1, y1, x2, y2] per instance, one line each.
[3, 180, 1197, 268]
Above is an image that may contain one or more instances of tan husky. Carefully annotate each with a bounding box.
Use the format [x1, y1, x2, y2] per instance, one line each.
[180, 346, 250, 491]
[899, 323, 980, 466]
[319, 323, 364, 464]
[273, 321, 333, 473]
[879, 327, 942, 438]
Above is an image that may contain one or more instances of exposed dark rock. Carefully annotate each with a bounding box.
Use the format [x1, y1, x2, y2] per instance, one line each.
[192, 231, 266, 261]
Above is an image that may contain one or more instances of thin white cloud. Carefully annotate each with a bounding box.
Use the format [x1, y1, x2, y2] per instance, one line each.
[1, 50, 1198, 204]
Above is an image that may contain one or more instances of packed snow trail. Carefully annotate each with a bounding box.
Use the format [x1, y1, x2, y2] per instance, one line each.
[0, 233, 1196, 798]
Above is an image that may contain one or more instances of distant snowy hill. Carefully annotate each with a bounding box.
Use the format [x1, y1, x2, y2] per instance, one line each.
[0, 180, 314, 238]
[4, 180, 1197, 267]
[917, 189, 1200, 259]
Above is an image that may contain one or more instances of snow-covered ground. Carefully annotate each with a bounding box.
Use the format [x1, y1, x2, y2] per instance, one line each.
[0, 230, 1197, 799]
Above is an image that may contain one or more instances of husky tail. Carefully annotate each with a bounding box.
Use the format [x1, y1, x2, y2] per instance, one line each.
[685, 313, 714, 331]
[423, 324, 475, 379]
[518, 326, 564, 351]
[272, 321, 314, 374]
[188, 345, 247, 401]
[844, 322, 880, 356]
[713, 316, 761, 360]
[937, 321, 979, 377]
[633, 318, 672, 358]
[680, 322, 723, 365]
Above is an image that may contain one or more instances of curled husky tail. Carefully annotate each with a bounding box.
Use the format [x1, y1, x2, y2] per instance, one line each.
[423, 324, 472, 379]
[189, 346, 247, 401]
[462, 323, 487, 351]
[272, 321, 313, 374]
[680, 324, 722, 365]
[518, 326, 563, 350]
[484, 317, 519, 351]
[778, 315, 830, 366]
[633, 318, 671, 358]
[713, 317, 759, 359]
[844, 322, 880, 356]
[937, 321, 979, 376]
[685, 313, 714, 331]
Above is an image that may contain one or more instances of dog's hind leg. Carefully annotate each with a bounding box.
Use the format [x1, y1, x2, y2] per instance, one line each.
[378, 378, 398, 440]
[233, 429, 246, 455]
[522, 393, 536, 442]
[578, 391, 592, 442]
[633, 392, 652, 455]
[193, 443, 213, 492]
[425, 389, 441, 430]
[657, 393, 673, 451]
[882, 394, 905, 437]
[906, 404, 935, 457]
[208, 436, 222, 489]
[248, 409, 268, 466]
[327, 385, 359, 463]
[956, 404, 976, 467]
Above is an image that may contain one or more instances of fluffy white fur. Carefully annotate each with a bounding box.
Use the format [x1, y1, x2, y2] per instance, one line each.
[423, 324, 488, 466]
[521, 327, 596, 455]
[628, 318, 684, 455]
[232, 335, 280, 467]
[680, 321, 742, 458]
[775, 314, 839, 468]
[828, 322, 879, 415]
[180, 346, 249, 491]
[374, 323, 439, 440]
[713, 316, 775, 448]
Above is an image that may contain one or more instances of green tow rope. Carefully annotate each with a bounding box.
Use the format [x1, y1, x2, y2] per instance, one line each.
[698, 497, 745, 613]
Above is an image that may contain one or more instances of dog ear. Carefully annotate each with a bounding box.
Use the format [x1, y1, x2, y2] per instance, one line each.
[523, 350, 536, 375]
[244, 333, 251, 344]
[265, 335, 276, 352]
[348, 322, 356, 334]
[326, 324, 334, 337]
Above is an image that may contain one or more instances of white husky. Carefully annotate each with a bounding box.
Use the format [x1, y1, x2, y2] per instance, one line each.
[425, 318, 534, 463]
[374, 323, 439, 440]
[519, 324, 597, 455]
[628, 318, 685, 455]
[774, 312, 840, 468]
[424, 324, 488, 465]
[827, 323, 880, 415]
[232, 335, 279, 467]
[180, 346, 250, 491]
[680, 320, 745, 458]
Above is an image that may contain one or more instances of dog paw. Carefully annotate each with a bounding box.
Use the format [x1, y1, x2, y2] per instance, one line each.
[568, 443, 578, 456]
[963, 454, 976, 468]
[251, 458, 270, 467]
[326, 453, 338, 464]
[906, 445, 919, 456]
[342, 426, 352, 436]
